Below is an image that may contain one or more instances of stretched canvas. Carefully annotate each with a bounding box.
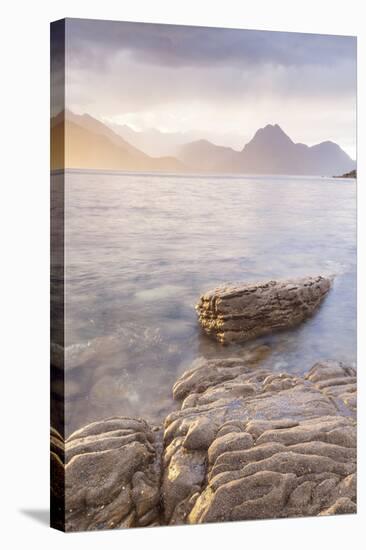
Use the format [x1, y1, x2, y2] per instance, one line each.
[50, 18, 357, 532]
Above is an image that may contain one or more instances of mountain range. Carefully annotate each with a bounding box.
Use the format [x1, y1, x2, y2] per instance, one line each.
[51, 111, 184, 173]
[51, 111, 356, 176]
[107, 122, 189, 158]
[177, 124, 355, 176]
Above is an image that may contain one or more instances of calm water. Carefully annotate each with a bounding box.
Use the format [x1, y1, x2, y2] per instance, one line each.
[59, 171, 356, 435]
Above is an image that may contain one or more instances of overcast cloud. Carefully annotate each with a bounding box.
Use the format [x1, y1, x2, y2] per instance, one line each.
[62, 18, 357, 157]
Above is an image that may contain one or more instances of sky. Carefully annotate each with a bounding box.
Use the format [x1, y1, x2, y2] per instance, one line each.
[62, 18, 357, 158]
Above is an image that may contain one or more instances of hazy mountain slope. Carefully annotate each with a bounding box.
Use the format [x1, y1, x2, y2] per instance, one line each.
[51, 112, 355, 176]
[51, 112, 185, 172]
[236, 124, 298, 173]
[178, 139, 237, 172]
[236, 124, 355, 175]
[108, 123, 189, 158]
[305, 141, 356, 176]
[178, 124, 356, 176]
[63, 110, 145, 155]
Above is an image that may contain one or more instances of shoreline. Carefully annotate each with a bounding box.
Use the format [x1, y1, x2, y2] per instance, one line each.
[50, 167, 356, 180]
[51, 275, 357, 531]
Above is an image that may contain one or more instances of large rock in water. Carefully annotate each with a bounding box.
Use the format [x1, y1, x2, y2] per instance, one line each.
[51, 417, 162, 531]
[196, 276, 331, 344]
[163, 359, 356, 524]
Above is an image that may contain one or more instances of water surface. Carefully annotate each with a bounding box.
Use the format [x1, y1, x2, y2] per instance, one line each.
[59, 171, 356, 435]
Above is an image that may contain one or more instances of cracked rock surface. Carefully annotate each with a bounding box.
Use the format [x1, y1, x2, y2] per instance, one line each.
[162, 359, 356, 524]
[52, 359, 356, 531]
[196, 276, 331, 344]
[52, 417, 162, 531]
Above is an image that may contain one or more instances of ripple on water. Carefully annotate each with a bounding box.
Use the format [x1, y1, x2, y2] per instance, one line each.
[60, 172, 356, 435]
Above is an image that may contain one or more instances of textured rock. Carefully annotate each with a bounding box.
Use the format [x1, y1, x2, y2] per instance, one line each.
[196, 276, 331, 344]
[52, 417, 162, 531]
[51, 359, 356, 530]
[162, 359, 356, 524]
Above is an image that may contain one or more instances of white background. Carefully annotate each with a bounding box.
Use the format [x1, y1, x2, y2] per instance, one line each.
[1, 1, 364, 548]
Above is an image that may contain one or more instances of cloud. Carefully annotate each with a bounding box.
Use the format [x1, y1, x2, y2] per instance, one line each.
[66, 18, 356, 70]
[60, 18, 357, 157]
[66, 49, 356, 118]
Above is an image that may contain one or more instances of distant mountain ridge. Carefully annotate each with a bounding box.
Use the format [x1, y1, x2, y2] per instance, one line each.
[178, 124, 356, 176]
[51, 110, 185, 172]
[107, 122, 190, 158]
[51, 111, 355, 176]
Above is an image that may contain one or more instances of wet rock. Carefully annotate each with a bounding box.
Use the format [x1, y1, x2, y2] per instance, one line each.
[163, 358, 356, 524]
[305, 360, 357, 414]
[173, 346, 271, 401]
[52, 358, 356, 530]
[162, 445, 206, 524]
[196, 276, 331, 344]
[54, 417, 162, 531]
[319, 497, 357, 515]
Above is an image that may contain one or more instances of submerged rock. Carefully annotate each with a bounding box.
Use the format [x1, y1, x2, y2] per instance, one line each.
[196, 276, 331, 344]
[162, 359, 356, 524]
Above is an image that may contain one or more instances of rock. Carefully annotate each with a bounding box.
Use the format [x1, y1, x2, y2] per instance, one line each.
[208, 432, 254, 465]
[305, 360, 357, 414]
[196, 276, 331, 344]
[319, 497, 357, 515]
[51, 358, 356, 530]
[52, 417, 162, 531]
[162, 444, 206, 524]
[163, 359, 356, 524]
[173, 346, 271, 401]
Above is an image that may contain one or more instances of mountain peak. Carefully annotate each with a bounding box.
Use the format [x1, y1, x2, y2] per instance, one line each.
[265, 123, 281, 130]
[255, 123, 292, 140]
[243, 123, 293, 155]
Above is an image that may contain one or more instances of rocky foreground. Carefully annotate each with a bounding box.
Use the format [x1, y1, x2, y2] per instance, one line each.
[51, 358, 356, 531]
[51, 418, 162, 530]
[196, 276, 331, 344]
[51, 275, 356, 531]
[164, 358, 356, 524]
